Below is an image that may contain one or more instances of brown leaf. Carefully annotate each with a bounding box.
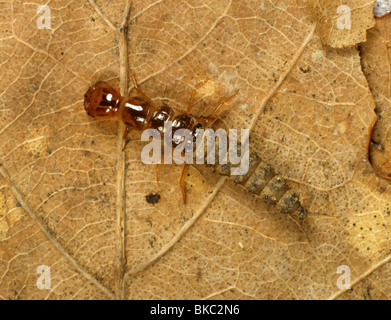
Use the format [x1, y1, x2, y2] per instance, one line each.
[0, 0, 389, 300]
[361, 13, 391, 178]
[307, 0, 376, 48]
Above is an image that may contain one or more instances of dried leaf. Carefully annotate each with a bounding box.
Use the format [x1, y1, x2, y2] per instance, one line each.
[307, 0, 376, 48]
[361, 13, 391, 178]
[0, 0, 389, 300]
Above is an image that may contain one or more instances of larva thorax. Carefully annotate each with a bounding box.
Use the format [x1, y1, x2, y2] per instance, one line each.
[84, 81, 204, 147]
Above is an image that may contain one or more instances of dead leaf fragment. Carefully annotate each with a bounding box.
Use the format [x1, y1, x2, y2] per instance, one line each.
[361, 14, 391, 177]
[307, 0, 376, 48]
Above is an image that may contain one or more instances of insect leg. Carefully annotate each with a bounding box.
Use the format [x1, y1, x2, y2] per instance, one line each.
[122, 126, 130, 140]
[131, 75, 140, 88]
[187, 79, 210, 114]
[131, 75, 152, 102]
[180, 164, 189, 204]
[121, 126, 131, 151]
[204, 90, 239, 125]
[156, 163, 160, 184]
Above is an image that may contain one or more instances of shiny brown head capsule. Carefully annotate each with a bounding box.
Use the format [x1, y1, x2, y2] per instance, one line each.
[84, 81, 122, 119]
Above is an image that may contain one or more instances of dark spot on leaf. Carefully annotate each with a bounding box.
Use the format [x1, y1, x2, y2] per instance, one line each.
[146, 193, 160, 205]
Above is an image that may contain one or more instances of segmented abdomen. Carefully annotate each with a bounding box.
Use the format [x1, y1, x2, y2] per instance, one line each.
[208, 140, 308, 217]
[125, 102, 308, 216]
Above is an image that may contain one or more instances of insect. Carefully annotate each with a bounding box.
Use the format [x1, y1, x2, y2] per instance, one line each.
[84, 77, 308, 217]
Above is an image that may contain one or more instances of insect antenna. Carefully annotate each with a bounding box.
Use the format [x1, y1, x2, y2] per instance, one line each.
[204, 90, 239, 125]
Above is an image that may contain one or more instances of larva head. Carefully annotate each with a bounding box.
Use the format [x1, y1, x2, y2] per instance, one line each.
[84, 82, 122, 119]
